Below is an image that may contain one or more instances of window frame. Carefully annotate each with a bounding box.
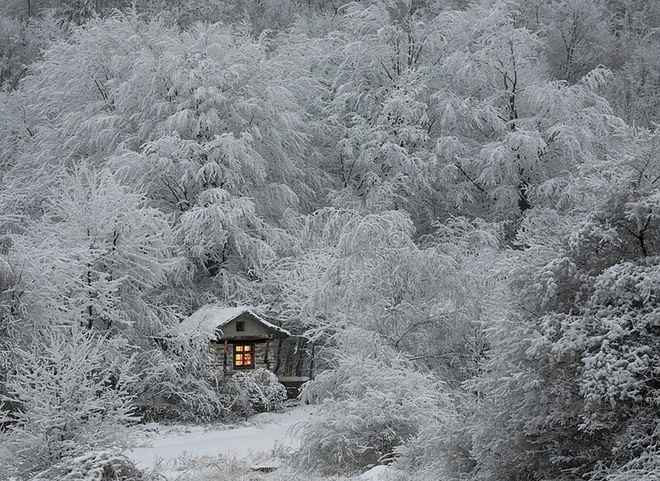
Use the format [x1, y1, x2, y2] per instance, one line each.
[233, 342, 255, 370]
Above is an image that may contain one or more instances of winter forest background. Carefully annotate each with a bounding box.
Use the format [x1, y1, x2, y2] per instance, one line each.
[0, 0, 659, 480]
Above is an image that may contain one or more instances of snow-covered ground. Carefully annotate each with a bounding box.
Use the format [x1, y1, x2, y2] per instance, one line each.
[125, 402, 313, 479]
[128, 403, 315, 469]
[125, 402, 394, 481]
[125, 404, 394, 481]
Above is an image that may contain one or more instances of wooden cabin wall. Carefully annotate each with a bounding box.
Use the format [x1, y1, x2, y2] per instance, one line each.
[209, 340, 278, 376]
[254, 342, 270, 370]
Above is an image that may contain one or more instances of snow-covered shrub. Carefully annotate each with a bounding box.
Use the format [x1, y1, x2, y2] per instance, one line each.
[31, 450, 143, 481]
[145, 452, 255, 481]
[0, 327, 138, 477]
[599, 450, 660, 481]
[294, 347, 455, 475]
[389, 389, 476, 481]
[131, 340, 228, 421]
[225, 368, 287, 418]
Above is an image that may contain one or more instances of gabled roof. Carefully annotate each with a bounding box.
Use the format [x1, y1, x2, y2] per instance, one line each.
[175, 305, 291, 338]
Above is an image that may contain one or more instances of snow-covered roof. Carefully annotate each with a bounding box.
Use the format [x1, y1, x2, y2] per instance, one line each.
[175, 305, 291, 338]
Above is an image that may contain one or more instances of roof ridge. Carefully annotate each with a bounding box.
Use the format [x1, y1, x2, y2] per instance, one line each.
[175, 304, 291, 337]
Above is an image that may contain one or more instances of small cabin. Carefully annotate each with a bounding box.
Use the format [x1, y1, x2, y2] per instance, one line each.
[178, 306, 291, 375]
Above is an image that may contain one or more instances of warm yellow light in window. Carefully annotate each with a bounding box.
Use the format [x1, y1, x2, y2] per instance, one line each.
[234, 344, 254, 367]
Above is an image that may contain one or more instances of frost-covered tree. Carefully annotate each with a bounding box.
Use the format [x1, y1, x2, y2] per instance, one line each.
[264, 208, 499, 383]
[518, 0, 615, 84]
[1, 13, 317, 301]
[108, 21, 312, 297]
[298, 0, 451, 227]
[0, 14, 160, 219]
[513, 0, 660, 128]
[0, 10, 325, 425]
[3, 166, 225, 419]
[264, 208, 501, 478]
[429, 2, 626, 227]
[0, 0, 132, 21]
[7, 166, 174, 334]
[0, 326, 137, 478]
[294, 0, 626, 235]
[469, 129, 660, 481]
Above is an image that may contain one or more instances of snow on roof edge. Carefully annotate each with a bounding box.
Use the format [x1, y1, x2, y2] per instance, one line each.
[175, 305, 291, 337]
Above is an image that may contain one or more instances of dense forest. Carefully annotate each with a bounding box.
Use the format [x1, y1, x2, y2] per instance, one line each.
[0, 0, 658, 480]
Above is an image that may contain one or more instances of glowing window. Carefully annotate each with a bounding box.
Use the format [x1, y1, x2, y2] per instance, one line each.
[233, 343, 254, 369]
